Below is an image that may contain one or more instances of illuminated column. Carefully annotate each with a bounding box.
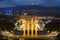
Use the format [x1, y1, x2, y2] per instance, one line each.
[35, 22, 38, 35]
[35, 17, 38, 35]
[31, 18, 34, 36]
[23, 20, 26, 36]
[27, 21, 29, 36]
[31, 22, 34, 36]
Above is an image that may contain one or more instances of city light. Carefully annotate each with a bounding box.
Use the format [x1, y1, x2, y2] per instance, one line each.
[1, 14, 59, 40]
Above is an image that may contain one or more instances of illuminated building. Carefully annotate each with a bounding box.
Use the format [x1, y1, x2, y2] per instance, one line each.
[14, 13, 51, 36]
[1, 13, 59, 40]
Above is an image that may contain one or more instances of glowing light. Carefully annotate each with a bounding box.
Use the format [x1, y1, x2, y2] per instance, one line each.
[32, 3, 34, 5]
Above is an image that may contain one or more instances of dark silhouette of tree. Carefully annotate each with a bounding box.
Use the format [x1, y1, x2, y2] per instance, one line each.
[45, 22, 60, 32]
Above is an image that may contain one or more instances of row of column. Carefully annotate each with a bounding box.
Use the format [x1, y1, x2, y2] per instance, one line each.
[23, 18, 38, 36]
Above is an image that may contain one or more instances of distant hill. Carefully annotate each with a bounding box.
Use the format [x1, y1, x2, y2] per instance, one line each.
[13, 5, 60, 10]
[0, 5, 60, 17]
[0, 5, 60, 10]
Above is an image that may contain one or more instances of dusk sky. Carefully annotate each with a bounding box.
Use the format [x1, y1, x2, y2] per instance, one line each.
[0, 0, 60, 7]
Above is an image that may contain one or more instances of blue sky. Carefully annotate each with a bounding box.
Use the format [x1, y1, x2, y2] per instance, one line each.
[0, 0, 60, 7]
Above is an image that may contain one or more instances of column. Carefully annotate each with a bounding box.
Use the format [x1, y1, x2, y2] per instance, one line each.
[23, 20, 26, 36]
[27, 21, 29, 36]
[35, 24, 38, 35]
[31, 22, 33, 36]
